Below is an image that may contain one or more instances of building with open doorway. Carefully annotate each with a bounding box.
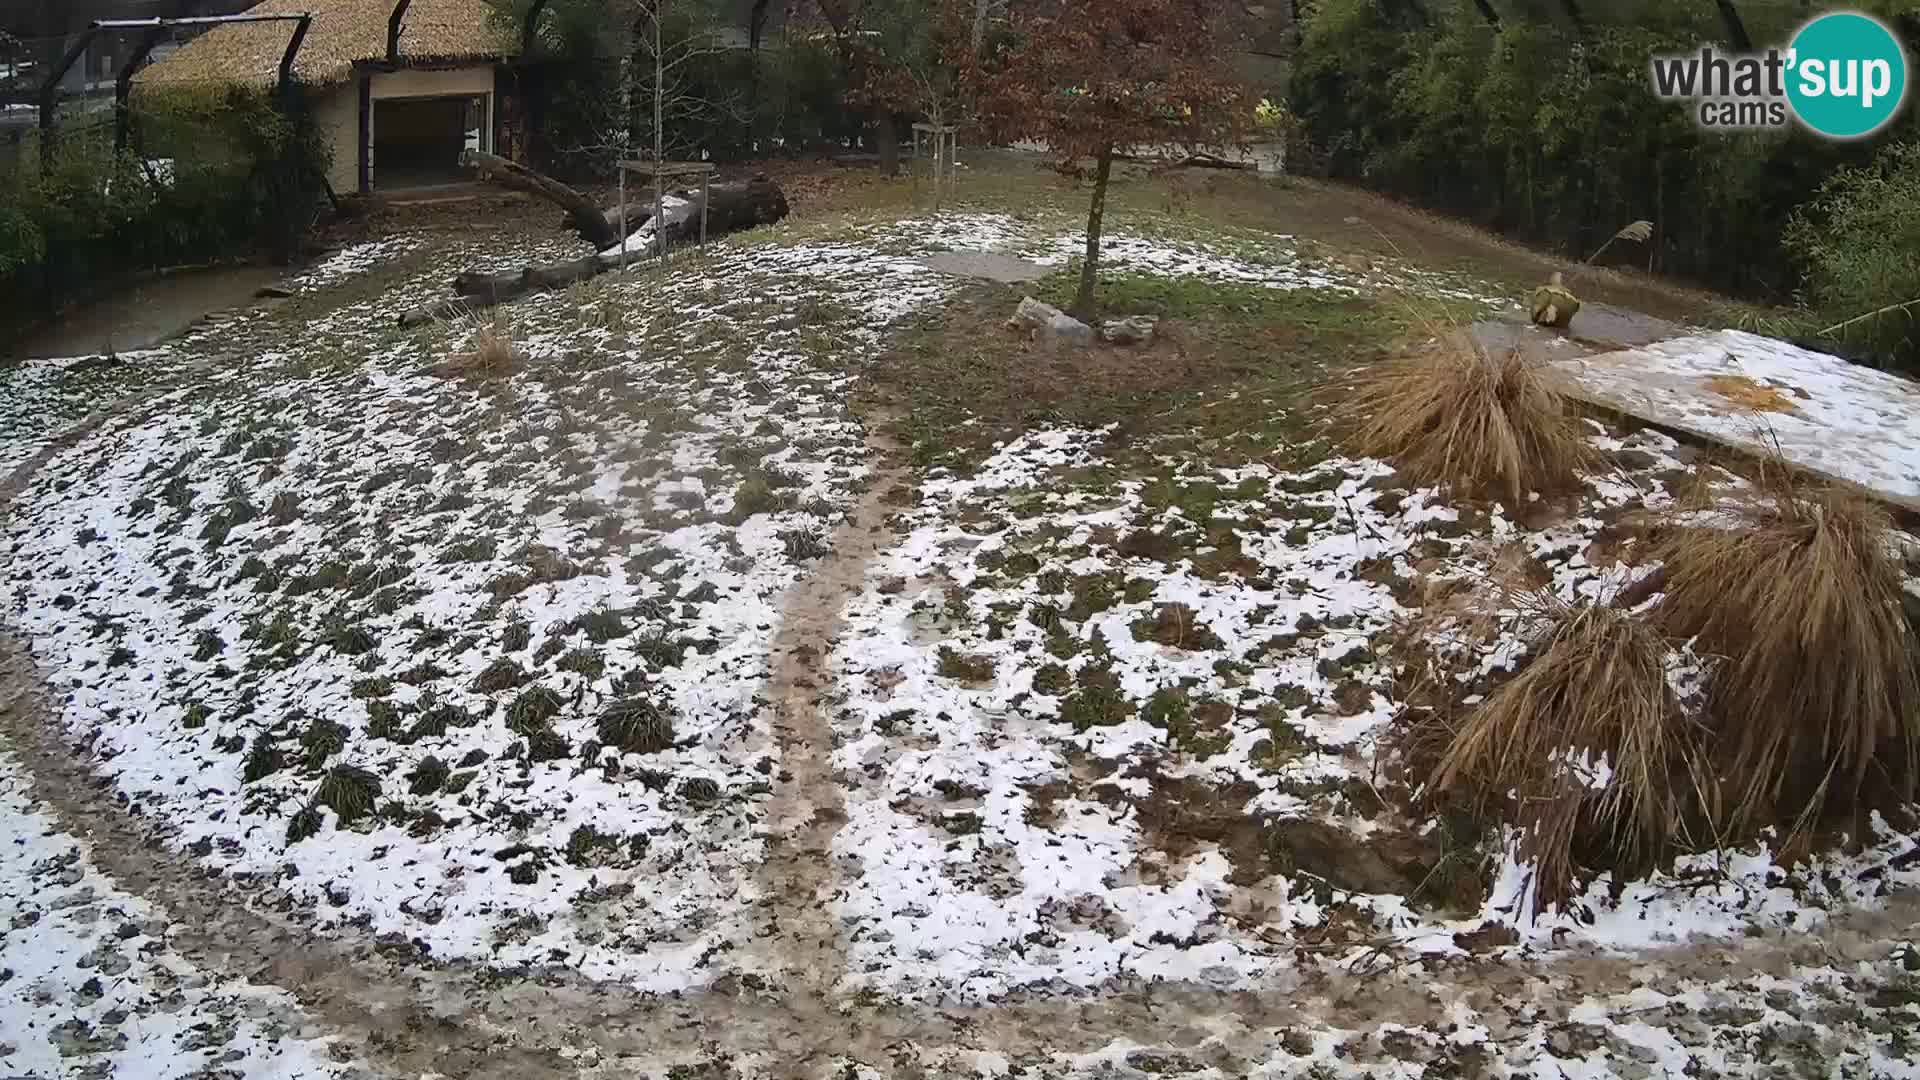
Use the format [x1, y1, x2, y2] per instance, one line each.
[134, 0, 511, 195]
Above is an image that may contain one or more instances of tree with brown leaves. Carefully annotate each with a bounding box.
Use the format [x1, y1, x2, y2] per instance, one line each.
[971, 0, 1254, 317]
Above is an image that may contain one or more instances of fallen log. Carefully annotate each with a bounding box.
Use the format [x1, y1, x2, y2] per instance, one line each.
[398, 176, 791, 327]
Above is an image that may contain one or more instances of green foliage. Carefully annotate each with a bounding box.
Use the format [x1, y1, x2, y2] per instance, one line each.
[1785, 140, 1920, 367]
[0, 84, 329, 330]
[1289, 0, 1918, 308]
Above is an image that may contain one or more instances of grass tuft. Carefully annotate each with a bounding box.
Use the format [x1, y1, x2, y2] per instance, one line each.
[1648, 474, 1920, 833]
[597, 694, 676, 754]
[314, 764, 382, 825]
[1424, 591, 1685, 911]
[437, 311, 523, 379]
[1331, 336, 1598, 507]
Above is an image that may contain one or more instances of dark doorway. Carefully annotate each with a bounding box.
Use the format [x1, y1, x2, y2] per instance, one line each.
[373, 95, 481, 190]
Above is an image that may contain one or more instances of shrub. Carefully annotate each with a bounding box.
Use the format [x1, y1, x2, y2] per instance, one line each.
[1784, 140, 1920, 370]
[1648, 472, 1920, 832]
[1332, 336, 1597, 507]
[1424, 592, 1686, 911]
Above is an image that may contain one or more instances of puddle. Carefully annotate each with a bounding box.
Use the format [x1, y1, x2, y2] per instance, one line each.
[11, 264, 283, 362]
[919, 251, 1053, 284]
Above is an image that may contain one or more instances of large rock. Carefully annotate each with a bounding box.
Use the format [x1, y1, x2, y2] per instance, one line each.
[1101, 315, 1159, 346]
[1010, 296, 1093, 347]
[1008, 295, 1061, 330]
[1045, 312, 1094, 346]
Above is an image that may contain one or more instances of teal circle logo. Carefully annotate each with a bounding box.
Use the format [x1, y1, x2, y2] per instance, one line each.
[1787, 12, 1908, 139]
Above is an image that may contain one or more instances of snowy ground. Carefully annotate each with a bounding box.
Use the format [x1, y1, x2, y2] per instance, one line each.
[2, 204, 1918, 1076]
[0, 752, 362, 1080]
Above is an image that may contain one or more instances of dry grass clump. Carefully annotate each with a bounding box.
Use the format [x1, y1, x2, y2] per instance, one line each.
[1422, 589, 1694, 910]
[1333, 335, 1598, 507]
[1411, 465, 1920, 911]
[1647, 472, 1920, 833]
[434, 310, 523, 379]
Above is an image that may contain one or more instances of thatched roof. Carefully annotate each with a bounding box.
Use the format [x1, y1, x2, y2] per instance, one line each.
[135, 0, 511, 89]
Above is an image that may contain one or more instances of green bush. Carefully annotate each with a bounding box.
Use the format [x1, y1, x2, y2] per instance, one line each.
[1785, 140, 1920, 368]
[0, 84, 327, 331]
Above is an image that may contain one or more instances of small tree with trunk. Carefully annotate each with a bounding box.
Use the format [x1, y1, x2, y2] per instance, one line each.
[972, 0, 1254, 318]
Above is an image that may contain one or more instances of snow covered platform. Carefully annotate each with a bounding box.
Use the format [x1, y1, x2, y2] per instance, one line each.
[1550, 329, 1920, 513]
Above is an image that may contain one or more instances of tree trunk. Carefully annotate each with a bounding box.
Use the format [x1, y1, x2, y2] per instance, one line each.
[876, 108, 899, 178]
[401, 178, 791, 326]
[1073, 143, 1114, 320]
[1714, 0, 1753, 51]
[748, 0, 771, 152]
[461, 150, 617, 249]
[1471, 0, 1500, 27]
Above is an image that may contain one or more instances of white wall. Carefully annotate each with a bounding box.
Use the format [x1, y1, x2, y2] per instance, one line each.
[318, 65, 498, 193]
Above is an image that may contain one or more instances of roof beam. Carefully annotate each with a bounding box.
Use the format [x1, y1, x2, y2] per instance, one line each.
[388, 0, 413, 64]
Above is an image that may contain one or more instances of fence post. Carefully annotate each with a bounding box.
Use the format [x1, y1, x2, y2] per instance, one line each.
[37, 26, 97, 175]
[115, 26, 169, 155]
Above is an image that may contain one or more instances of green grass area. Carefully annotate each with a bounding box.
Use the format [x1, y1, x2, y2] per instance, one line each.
[873, 267, 1491, 476]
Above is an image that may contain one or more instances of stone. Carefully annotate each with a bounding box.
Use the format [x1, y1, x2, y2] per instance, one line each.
[1101, 315, 1159, 346]
[1043, 312, 1094, 347]
[254, 285, 296, 299]
[1008, 295, 1062, 330]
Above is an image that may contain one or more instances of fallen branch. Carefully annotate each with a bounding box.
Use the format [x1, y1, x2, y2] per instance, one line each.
[1819, 296, 1920, 338]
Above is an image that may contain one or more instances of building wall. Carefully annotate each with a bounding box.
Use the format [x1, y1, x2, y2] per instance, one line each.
[313, 65, 496, 194]
[369, 66, 494, 102]
[314, 81, 358, 195]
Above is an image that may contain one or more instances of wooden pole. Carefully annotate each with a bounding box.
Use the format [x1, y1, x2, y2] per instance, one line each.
[700, 174, 709, 246]
[618, 162, 627, 272]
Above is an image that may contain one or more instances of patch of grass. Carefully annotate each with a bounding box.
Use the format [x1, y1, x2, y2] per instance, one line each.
[298, 717, 348, 769]
[242, 734, 284, 784]
[505, 686, 565, 735]
[730, 470, 798, 523]
[1060, 676, 1132, 733]
[1329, 336, 1599, 508]
[408, 756, 450, 796]
[936, 647, 997, 684]
[1066, 573, 1123, 622]
[557, 646, 607, 679]
[598, 694, 676, 754]
[436, 311, 523, 379]
[314, 764, 382, 826]
[322, 617, 377, 657]
[473, 657, 529, 693]
[192, 629, 224, 662]
[441, 536, 499, 564]
[285, 807, 322, 844]
[571, 605, 629, 644]
[780, 526, 831, 561]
